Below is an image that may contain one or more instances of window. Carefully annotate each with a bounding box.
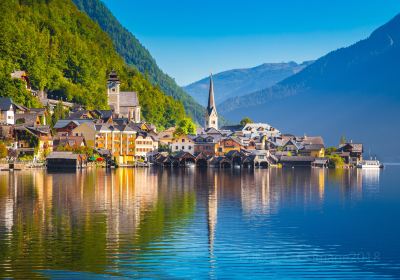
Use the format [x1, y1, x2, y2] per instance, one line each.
[176, 146, 178, 150]
[182, 139, 185, 143]
[218, 147, 223, 152]
[189, 146, 192, 150]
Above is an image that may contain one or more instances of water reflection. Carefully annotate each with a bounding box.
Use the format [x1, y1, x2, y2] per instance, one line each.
[0, 167, 398, 279]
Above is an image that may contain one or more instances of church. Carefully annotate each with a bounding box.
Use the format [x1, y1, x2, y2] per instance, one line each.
[205, 74, 218, 130]
[107, 71, 141, 122]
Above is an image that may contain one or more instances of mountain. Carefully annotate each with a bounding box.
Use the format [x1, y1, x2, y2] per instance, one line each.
[219, 13, 400, 161]
[0, 0, 185, 129]
[184, 61, 313, 106]
[72, 0, 204, 124]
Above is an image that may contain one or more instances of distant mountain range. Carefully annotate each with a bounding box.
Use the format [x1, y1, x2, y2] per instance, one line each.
[184, 61, 313, 106]
[219, 13, 400, 161]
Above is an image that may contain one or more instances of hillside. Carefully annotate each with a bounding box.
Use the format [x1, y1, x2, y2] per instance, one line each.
[220, 13, 400, 161]
[184, 61, 312, 106]
[72, 0, 205, 124]
[0, 0, 185, 129]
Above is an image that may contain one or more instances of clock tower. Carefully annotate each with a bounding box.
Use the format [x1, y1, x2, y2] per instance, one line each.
[107, 70, 121, 114]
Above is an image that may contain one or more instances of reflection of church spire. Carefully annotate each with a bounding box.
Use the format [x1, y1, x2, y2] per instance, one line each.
[207, 172, 218, 260]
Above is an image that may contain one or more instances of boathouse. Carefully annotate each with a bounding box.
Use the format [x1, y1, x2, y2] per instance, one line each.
[46, 151, 85, 169]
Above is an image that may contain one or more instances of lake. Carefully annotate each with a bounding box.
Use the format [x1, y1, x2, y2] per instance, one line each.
[0, 167, 399, 279]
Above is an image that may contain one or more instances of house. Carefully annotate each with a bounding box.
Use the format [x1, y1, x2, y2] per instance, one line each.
[282, 139, 303, 154]
[54, 119, 94, 136]
[279, 156, 315, 167]
[135, 131, 158, 159]
[217, 136, 244, 156]
[170, 135, 195, 153]
[242, 123, 281, 138]
[158, 127, 176, 146]
[46, 151, 86, 170]
[107, 71, 141, 122]
[73, 122, 137, 164]
[53, 136, 86, 150]
[297, 136, 325, 157]
[193, 134, 219, 156]
[0, 97, 15, 125]
[13, 125, 53, 159]
[337, 142, 363, 165]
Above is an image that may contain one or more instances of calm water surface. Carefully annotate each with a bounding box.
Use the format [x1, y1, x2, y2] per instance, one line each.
[0, 167, 399, 279]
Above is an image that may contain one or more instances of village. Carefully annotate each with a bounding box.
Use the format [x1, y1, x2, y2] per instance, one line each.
[0, 70, 364, 170]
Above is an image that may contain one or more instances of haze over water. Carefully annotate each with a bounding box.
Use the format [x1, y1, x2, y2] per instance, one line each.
[0, 167, 399, 279]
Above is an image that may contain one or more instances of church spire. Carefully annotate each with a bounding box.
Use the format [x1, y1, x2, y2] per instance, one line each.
[207, 74, 216, 115]
[205, 74, 218, 130]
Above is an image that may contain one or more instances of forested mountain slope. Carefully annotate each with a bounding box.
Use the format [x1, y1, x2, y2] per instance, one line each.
[72, 0, 205, 124]
[0, 0, 185, 129]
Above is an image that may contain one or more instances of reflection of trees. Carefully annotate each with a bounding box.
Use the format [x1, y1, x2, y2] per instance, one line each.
[0, 169, 196, 278]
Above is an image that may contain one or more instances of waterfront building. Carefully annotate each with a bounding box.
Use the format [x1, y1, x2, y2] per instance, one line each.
[336, 142, 363, 165]
[107, 71, 141, 122]
[170, 134, 195, 153]
[205, 75, 218, 130]
[241, 123, 281, 139]
[72, 122, 137, 164]
[216, 136, 244, 156]
[135, 131, 158, 159]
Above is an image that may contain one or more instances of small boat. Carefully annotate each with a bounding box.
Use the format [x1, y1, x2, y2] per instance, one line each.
[357, 158, 384, 169]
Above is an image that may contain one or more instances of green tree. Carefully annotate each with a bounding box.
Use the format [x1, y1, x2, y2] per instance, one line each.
[340, 135, 347, 145]
[174, 118, 196, 137]
[0, 142, 7, 159]
[240, 117, 253, 126]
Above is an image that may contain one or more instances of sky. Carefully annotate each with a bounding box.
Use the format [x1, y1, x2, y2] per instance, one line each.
[102, 0, 400, 86]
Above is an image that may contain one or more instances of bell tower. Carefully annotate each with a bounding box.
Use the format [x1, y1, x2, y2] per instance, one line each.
[107, 70, 121, 114]
[205, 74, 218, 130]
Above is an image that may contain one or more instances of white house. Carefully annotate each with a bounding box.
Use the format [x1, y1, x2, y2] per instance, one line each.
[170, 135, 195, 153]
[0, 98, 15, 125]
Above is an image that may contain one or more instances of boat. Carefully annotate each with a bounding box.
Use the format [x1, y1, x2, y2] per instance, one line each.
[357, 158, 384, 169]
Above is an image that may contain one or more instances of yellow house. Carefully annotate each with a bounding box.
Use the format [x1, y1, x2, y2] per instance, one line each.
[72, 123, 137, 165]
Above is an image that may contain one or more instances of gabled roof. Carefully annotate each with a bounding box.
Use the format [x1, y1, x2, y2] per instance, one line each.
[338, 143, 363, 153]
[54, 119, 94, 129]
[283, 139, 304, 150]
[220, 125, 244, 132]
[0, 97, 13, 111]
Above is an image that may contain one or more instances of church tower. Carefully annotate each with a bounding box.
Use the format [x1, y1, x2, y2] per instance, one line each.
[107, 70, 121, 114]
[205, 74, 218, 130]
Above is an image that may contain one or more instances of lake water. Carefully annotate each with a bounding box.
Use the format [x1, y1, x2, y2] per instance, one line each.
[0, 167, 399, 279]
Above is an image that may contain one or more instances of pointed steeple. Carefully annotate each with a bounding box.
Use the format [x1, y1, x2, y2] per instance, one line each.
[207, 74, 216, 115]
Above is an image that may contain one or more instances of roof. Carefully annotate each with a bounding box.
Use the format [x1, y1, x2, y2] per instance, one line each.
[220, 125, 244, 132]
[297, 136, 324, 146]
[207, 75, 216, 115]
[54, 119, 94, 129]
[338, 143, 363, 153]
[107, 70, 120, 82]
[53, 136, 85, 147]
[120, 91, 139, 107]
[14, 113, 40, 125]
[0, 97, 13, 111]
[93, 110, 113, 120]
[302, 144, 325, 151]
[47, 151, 79, 160]
[67, 110, 93, 120]
[280, 156, 315, 162]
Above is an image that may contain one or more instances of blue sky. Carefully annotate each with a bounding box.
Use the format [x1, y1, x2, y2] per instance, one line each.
[103, 0, 400, 85]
